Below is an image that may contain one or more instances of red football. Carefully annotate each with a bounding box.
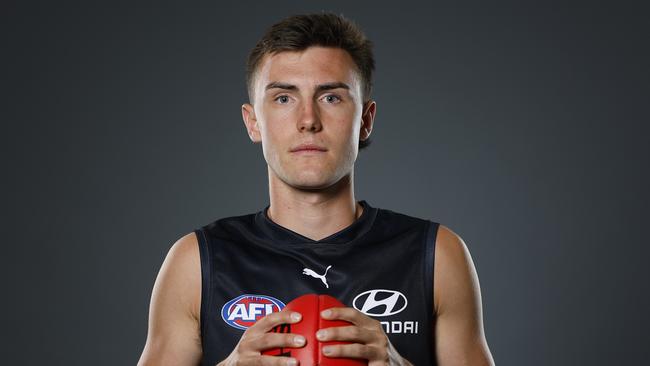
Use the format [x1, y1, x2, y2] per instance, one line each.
[261, 293, 367, 365]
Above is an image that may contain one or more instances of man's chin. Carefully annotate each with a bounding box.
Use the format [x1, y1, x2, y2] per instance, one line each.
[285, 172, 353, 192]
[281, 173, 335, 190]
[288, 179, 333, 191]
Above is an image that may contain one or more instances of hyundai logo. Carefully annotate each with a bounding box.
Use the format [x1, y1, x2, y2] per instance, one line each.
[352, 289, 408, 317]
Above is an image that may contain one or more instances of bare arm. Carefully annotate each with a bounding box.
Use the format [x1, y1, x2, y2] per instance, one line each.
[138, 233, 203, 366]
[433, 225, 495, 366]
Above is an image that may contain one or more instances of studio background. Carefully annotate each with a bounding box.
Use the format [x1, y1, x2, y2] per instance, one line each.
[3, 1, 648, 365]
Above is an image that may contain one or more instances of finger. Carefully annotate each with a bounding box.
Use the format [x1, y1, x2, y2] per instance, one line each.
[255, 332, 307, 352]
[252, 309, 302, 333]
[322, 343, 383, 360]
[241, 355, 299, 366]
[321, 307, 374, 327]
[316, 325, 374, 344]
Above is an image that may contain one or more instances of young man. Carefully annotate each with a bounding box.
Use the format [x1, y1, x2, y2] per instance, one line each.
[138, 12, 494, 366]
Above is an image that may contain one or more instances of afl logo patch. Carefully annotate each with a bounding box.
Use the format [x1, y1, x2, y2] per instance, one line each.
[221, 294, 285, 330]
[353, 289, 408, 317]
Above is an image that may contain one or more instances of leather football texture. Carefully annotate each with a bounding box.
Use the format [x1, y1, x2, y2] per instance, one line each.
[261, 293, 367, 365]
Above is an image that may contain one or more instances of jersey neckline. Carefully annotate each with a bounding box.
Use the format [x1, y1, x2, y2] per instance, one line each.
[254, 200, 378, 245]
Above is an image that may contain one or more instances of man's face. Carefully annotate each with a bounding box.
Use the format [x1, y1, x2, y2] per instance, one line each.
[242, 46, 375, 190]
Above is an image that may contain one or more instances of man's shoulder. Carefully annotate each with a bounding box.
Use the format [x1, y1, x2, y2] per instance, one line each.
[170, 231, 200, 255]
[197, 210, 259, 236]
[373, 206, 468, 261]
[374, 205, 437, 232]
[373, 204, 438, 241]
[433, 223, 478, 313]
[162, 232, 202, 321]
[434, 224, 469, 261]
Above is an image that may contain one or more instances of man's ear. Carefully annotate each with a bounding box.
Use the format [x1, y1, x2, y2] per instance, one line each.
[241, 103, 262, 143]
[360, 100, 376, 140]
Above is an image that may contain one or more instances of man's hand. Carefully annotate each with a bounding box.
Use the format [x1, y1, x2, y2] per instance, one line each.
[316, 307, 412, 366]
[218, 310, 305, 366]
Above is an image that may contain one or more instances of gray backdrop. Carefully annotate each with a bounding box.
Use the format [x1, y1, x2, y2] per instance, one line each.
[3, 1, 649, 365]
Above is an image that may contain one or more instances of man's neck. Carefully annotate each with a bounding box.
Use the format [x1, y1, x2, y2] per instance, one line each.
[267, 171, 363, 242]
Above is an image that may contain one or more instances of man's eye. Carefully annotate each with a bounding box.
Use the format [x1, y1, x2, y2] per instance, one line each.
[324, 95, 341, 103]
[275, 95, 290, 104]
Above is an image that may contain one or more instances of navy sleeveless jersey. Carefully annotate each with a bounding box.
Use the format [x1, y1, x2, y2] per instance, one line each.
[194, 200, 439, 365]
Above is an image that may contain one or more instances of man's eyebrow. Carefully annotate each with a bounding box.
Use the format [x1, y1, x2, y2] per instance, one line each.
[264, 81, 350, 92]
[265, 82, 297, 91]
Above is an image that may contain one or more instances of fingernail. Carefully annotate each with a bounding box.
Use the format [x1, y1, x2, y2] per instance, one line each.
[321, 309, 331, 318]
[316, 330, 327, 340]
[291, 312, 301, 322]
[287, 358, 297, 366]
[322, 346, 332, 355]
[294, 335, 305, 346]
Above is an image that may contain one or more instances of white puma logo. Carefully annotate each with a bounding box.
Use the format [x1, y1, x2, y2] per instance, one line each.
[302, 265, 332, 288]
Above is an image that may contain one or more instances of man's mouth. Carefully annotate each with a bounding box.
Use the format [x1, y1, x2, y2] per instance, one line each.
[290, 143, 328, 152]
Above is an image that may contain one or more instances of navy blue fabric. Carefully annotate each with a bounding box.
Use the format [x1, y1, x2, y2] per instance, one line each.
[195, 200, 439, 365]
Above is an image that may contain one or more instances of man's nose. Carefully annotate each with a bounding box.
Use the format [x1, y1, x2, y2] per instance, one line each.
[297, 101, 322, 132]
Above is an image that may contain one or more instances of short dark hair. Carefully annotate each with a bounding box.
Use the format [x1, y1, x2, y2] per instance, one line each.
[245, 12, 375, 150]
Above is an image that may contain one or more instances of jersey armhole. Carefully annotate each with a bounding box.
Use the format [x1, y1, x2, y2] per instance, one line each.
[423, 221, 439, 342]
[194, 227, 212, 348]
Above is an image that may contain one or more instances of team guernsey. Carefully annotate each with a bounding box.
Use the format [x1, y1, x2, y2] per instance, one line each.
[194, 200, 440, 365]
